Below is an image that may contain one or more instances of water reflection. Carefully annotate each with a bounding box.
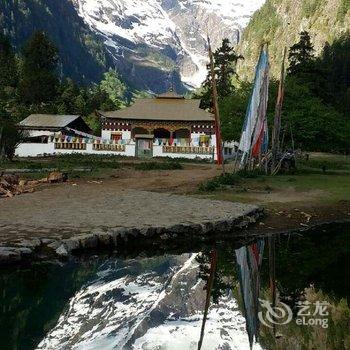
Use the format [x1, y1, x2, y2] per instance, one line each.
[0, 223, 349, 350]
[235, 240, 265, 349]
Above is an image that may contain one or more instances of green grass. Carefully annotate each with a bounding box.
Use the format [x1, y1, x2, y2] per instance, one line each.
[1, 155, 188, 179]
[1, 154, 122, 170]
[297, 153, 350, 171]
[198, 153, 350, 205]
[203, 173, 350, 204]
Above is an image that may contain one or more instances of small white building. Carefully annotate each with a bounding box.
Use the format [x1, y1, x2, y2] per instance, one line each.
[16, 114, 93, 157]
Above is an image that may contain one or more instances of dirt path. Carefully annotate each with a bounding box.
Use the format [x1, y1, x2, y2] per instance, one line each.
[87, 164, 223, 193]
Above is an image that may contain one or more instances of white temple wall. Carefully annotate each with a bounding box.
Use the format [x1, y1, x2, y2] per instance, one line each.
[15, 143, 55, 157]
[161, 152, 214, 160]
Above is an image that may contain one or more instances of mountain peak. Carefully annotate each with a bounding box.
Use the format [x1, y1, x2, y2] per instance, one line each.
[73, 0, 265, 89]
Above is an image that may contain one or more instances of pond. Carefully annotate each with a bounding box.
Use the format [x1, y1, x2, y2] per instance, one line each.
[1, 222, 349, 350]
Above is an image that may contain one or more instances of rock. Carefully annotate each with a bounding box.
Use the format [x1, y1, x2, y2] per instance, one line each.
[62, 237, 81, 252]
[15, 238, 41, 249]
[0, 247, 21, 262]
[97, 232, 112, 246]
[213, 220, 229, 232]
[139, 227, 151, 236]
[47, 172, 67, 183]
[160, 233, 170, 240]
[17, 247, 33, 257]
[109, 228, 127, 244]
[56, 244, 69, 257]
[91, 228, 106, 237]
[169, 224, 187, 234]
[40, 238, 55, 245]
[47, 241, 61, 250]
[79, 234, 98, 249]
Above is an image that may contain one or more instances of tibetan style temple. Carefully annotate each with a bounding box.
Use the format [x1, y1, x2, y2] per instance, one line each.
[98, 91, 217, 159]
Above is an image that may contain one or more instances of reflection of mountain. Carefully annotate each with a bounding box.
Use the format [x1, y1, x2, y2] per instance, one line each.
[2, 224, 349, 350]
[37, 254, 258, 350]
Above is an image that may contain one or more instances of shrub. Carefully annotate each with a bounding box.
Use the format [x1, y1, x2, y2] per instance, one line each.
[236, 168, 265, 178]
[198, 173, 240, 192]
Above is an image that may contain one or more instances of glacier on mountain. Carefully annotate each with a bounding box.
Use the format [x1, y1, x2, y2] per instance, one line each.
[72, 0, 265, 89]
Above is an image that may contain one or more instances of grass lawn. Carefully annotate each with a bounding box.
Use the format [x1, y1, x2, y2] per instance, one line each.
[202, 174, 350, 204]
[0, 154, 184, 179]
[196, 153, 350, 207]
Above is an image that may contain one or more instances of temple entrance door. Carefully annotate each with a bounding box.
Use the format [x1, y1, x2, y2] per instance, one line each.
[135, 135, 153, 158]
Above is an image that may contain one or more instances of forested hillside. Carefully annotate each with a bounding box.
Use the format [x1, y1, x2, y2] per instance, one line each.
[237, 0, 350, 79]
[0, 0, 111, 84]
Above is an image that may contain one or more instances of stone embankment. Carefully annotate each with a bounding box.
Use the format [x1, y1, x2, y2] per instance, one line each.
[0, 185, 262, 265]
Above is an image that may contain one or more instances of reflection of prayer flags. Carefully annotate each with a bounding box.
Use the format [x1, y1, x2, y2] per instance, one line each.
[235, 240, 265, 349]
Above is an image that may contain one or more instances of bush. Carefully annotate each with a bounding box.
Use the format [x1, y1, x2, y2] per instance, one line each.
[198, 173, 240, 192]
[235, 168, 265, 178]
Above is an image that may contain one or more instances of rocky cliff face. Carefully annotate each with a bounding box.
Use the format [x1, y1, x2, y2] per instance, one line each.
[237, 0, 350, 80]
[71, 0, 265, 90]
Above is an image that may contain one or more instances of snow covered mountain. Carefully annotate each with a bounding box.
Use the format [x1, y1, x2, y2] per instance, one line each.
[72, 0, 265, 90]
[37, 254, 262, 350]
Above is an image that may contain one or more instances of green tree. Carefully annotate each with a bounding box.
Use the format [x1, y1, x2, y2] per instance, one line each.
[283, 76, 350, 152]
[0, 106, 23, 161]
[0, 34, 18, 93]
[317, 35, 350, 115]
[18, 31, 59, 105]
[0, 34, 18, 115]
[99, 68, 126, 109]
[287, 31, 315, 76]
[56, 78, 80, 114]
[197, 38, 243, 109]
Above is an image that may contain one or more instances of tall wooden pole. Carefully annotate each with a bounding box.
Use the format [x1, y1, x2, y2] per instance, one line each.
[208, 37, 224, 170]
[271, 47, 287, 173]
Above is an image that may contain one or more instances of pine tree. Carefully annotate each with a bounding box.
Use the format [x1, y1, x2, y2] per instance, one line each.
[287, 31, 315, 76]
[56, 78, 80, 114]
[18, 31, 59, 105]
[0, 34, 18, 111]
[0, 34, 18, 91]
[198, 38, 243, 110]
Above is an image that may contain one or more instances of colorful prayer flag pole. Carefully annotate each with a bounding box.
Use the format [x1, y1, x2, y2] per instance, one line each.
[271, 47, 287, 173]
[238, 45, 270, 168]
